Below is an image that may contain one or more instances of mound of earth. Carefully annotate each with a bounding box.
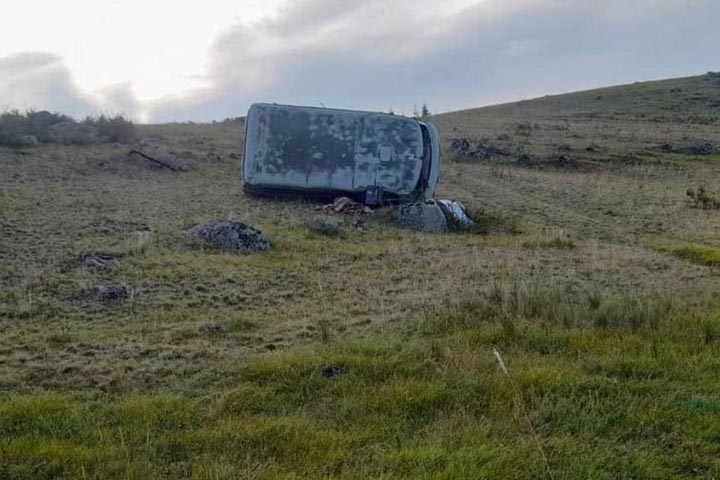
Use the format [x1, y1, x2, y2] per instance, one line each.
[188, 221, 272, 254]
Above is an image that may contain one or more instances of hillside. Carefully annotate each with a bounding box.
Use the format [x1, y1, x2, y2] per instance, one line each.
[1, 74, 720, 479]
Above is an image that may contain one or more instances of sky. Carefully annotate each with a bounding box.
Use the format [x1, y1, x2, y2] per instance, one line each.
[1, 0, 718, 123]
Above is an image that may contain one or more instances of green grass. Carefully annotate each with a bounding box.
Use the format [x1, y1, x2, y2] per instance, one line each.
[669, 244, 720, 266]
[3, 295, 720, 479]
[2, 72, 720, 478]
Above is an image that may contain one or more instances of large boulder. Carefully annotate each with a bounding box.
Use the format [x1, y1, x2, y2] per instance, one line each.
[188, 221, 272, 254]
[395, 201, 448, 233]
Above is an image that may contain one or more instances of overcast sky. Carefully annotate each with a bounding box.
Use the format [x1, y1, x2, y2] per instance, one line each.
[1, 0, 718, 123]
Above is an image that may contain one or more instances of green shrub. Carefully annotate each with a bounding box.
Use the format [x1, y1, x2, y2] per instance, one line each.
[83, 115, 136, 143]
[687, 186, 720, 210]
[670, 244, 720, 266]
[0, 110, 135, 147]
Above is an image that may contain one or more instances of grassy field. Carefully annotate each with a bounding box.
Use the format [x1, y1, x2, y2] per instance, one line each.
[1, 73, 720, 479]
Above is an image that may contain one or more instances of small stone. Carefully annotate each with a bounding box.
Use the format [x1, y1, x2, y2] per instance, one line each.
[96, 284, 129, 302]
[199, 322, 230, 335]
[321, 366, 347, 379]
[305, 219, 342, 237]
[82, 253, 120, 270]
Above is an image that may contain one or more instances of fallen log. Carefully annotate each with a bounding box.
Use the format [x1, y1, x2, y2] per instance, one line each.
[128, 149, 187, 171]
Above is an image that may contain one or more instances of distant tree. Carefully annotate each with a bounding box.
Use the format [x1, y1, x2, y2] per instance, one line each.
[421, 103, 430, 117]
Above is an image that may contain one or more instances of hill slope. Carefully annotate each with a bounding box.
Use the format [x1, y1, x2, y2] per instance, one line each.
[439, 71, 720, 124]
[1, 74, 720, 479]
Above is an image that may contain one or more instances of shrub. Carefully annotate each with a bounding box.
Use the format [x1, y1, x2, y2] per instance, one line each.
[687, 186, 720, 210]
[0, 110, 71, 146]
[83, 115, 136, 143]
[0, 110, 135, 147]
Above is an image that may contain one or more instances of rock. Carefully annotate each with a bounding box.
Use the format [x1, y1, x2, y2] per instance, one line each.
[321, 366, 347, 379]
[199, 322, 230, 335]
[316, 196, 373, 215]
[395, 201, 448, 233]
[687, 142, 714, 156]
[437, 200, 475, 230]
[305, 219, 342, 237]
[49, 121, 101, 145]
[96, 284, 129, 302]
[82, 253, 120, 270]
[450, 137, 509, 161]
[188, 221, 272, 254]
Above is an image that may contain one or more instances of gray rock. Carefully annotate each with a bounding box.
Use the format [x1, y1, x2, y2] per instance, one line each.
[199, 322, 230, 335]
[82, 253, 120, 270]
[395, 201, 448, 233]
[96, 284, 129, 302]
[188, 221, 272, 254]
[322, 366, 347, 379]
[305, 219, 342, 237]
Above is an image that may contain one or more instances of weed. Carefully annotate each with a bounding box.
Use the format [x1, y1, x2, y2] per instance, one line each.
[669, 244, 720, 266]
[687, 186, 720, 210]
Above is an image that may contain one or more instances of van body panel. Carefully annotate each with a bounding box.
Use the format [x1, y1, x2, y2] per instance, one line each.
[242, 103, 440, 203]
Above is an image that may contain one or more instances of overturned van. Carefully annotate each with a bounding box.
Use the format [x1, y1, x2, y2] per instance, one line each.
[242, 103, 440, 205]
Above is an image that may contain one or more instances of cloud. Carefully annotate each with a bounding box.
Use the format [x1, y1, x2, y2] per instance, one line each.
[2, 0, 719, 122]
[147, 0, 720, 122]
[0, 52, 141, 119]
[0, 52, 95, 116]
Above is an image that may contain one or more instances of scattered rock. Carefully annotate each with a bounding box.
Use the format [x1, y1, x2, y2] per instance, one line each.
[82, 253, 120, 270]
[657, 142, 714, 155]
[199, 322, 230, 336]
[321, 366, 347, 379]
[395, 200, 448, 233]
[305, 219, 342, 237]
[450, 137, 510, 161]
[687, 142, 714, 156]
[316, 196, 373, 215]
[128, 149, 188, 171]
[188, 221, 272, 254]
[96, 284, 129, 302]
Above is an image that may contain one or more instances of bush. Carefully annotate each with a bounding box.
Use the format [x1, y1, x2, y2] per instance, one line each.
[687, 186, 720, 210]
[0, 110, 72, 146]
[83, 115, 136, 143]
[0, 110, 135, 147]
